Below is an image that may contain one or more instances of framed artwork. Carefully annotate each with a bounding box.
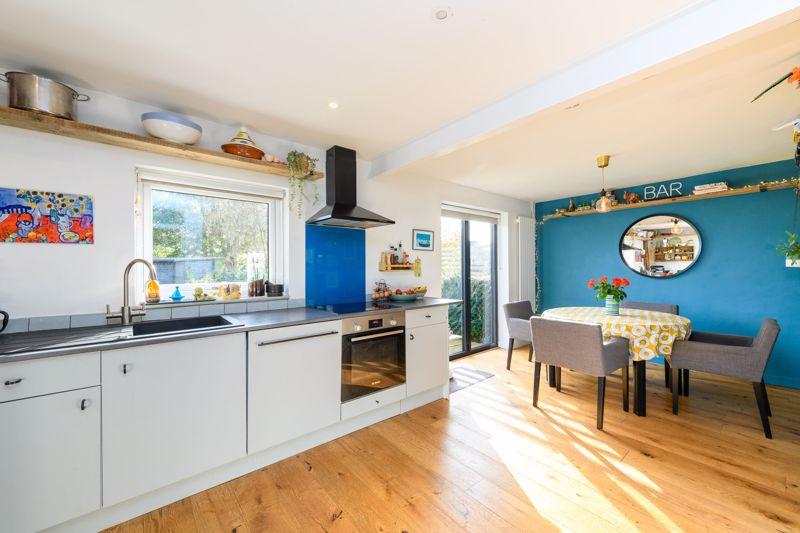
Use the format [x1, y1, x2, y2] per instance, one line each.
[0, 187, 94, 244]
[412, 228, 434, 251]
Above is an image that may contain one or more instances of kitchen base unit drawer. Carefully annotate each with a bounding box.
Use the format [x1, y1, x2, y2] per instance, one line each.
[341, 384, 406, 420]
[0, 351, 100, 403]
[405, 306, 448, 329]
[0, 386, 101, 532]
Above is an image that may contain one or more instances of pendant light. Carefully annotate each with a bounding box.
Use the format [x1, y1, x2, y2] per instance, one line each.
[595, 155, 612, 213]
[670, 218, 683, 235]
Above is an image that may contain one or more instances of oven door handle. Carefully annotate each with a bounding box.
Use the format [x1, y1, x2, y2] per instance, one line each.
[350, 330, 404, 343]
[257, 330, 339, 347]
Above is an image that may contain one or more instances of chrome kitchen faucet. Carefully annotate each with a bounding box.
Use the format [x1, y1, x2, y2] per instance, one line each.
[106, 258, 158, 325]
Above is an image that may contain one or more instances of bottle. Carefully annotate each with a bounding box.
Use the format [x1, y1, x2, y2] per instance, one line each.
[145, 278, 161, 304]
[396, 242, 404, 263]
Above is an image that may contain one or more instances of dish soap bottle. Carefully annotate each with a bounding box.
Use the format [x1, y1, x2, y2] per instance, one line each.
[145, 278, 161, 304]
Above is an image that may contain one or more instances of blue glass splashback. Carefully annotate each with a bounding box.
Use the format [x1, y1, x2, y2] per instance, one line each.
[306, 225, 365, 306]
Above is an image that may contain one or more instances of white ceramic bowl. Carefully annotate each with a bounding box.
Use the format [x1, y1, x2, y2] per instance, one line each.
[141, 112, 202, 144]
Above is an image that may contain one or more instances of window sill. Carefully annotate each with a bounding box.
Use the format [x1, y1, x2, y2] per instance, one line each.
[145, 294, 289, 309]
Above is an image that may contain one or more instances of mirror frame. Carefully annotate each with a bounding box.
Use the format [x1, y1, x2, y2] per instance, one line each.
[618, 213, 702, 279]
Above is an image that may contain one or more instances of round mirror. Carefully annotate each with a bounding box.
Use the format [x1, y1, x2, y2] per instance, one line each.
[619, 214, 701, 278]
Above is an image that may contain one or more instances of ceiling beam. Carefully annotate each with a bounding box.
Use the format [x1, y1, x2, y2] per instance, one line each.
[369, 0, 800, 179]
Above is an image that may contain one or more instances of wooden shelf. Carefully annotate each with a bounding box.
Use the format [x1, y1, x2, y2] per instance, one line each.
[0, 105, 324, 180]
[542, 179, 798, 221]
[378, 263, 415, 272]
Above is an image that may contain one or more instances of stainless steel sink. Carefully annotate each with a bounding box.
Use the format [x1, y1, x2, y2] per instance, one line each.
[130, 315, 242, 338]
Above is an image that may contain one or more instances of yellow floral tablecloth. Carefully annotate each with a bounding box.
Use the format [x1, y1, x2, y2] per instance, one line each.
[540, 307, 692, 362]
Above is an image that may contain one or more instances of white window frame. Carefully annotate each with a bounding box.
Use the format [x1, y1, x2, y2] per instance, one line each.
[135, 166, 285, 302]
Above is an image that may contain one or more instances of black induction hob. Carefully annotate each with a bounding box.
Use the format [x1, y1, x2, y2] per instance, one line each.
[310, 302, 398, 315]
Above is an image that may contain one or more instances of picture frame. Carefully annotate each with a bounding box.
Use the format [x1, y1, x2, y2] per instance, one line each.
[412, 228, 434, 251]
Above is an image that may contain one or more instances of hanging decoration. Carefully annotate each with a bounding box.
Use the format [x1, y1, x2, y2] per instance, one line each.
[751, 66, 800, 102]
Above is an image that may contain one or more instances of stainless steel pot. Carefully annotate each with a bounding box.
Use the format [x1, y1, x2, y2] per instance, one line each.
[0, 71, 90, 120]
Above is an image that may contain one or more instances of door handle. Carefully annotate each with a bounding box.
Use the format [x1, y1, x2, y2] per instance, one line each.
[257, 330, 339, 347]
[3, 378, 23, 386]
[351, 330, 404, 343]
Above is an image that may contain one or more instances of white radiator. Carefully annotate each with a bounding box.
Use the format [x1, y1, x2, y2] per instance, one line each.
[517, 216, 536, 307]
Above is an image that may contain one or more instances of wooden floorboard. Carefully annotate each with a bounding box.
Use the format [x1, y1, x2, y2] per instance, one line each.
[105, 347, 800, 532]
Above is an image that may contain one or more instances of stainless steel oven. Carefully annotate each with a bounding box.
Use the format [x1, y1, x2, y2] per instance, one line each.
[341, 310, 405, 402]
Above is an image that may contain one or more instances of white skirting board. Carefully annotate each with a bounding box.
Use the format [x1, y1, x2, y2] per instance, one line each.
[46, 384, 449, 533]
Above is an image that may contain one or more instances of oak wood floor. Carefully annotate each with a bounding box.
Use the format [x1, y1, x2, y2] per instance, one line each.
[105, 347, 800, 532]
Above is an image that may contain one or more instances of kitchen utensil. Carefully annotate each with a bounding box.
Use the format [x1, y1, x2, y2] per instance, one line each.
[266, 282, 284, 296]
[221, 126, 264, 160]
[141, 112, 202, 144]
[221, 143, 264, 159]
[1, 71, 90, 120]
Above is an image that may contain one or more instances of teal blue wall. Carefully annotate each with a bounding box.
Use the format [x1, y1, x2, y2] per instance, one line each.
[535, 160, 800, 389]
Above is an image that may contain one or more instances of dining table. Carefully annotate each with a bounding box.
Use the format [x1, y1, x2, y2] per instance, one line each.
[540, 306, 692, 416]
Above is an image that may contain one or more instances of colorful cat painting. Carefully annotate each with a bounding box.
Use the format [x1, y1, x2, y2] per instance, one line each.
[0, 187, 94, 244]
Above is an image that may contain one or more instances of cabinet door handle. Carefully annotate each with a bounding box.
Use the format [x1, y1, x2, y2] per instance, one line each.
[80, 398, 92, 411]
[3, 378, 23, 386]
[122, 363, 132, 374]
[257, 330, 339, 347]
[425, 314, 432, 318]
[409, 334, 415, 340]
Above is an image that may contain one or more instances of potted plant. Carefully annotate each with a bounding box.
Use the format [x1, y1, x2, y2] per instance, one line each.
[777, 231, 800, 267]
[588, 276, 630, 316]
[286, 150, 319, 217]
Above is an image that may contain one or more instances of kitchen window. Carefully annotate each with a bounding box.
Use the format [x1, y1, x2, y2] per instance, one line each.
[137, 168, 284, 301]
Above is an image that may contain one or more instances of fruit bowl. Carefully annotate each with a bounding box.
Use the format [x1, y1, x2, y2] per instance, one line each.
[389, 290, 427, 301]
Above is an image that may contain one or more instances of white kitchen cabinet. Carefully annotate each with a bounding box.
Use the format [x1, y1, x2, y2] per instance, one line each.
[0, 386, 101, 532]
[248, 320, 341, 452]
[406, 321, 449, 397]
[102, 333, 246, 506]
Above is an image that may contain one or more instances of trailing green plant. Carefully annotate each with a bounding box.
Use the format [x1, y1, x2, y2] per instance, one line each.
[776, 231, 800, 261]
[286, 150, 319, 217]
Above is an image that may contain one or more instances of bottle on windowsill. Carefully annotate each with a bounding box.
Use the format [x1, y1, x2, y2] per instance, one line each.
[145, 278, 161, 304]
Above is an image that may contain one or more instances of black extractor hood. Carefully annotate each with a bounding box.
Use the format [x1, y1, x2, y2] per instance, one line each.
[306, 146, 395, 229]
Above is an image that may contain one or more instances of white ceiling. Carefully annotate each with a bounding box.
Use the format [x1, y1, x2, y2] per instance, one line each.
[0, 0, 703, 158]
[393, 19, 800, 201]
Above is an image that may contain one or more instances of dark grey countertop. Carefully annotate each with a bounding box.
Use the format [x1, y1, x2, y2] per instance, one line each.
[0, 298, 460, 364]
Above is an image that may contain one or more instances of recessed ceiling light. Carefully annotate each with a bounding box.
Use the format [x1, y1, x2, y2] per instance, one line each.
[328, 101, 339, 109]
[432, 6, 452, 21]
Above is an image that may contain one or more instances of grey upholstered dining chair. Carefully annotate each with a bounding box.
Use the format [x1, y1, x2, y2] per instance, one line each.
[620, 301, 680, 389]
[503, 300, 535, 370]
[670, 318, 780, 438]
[530, 317, 629, 430]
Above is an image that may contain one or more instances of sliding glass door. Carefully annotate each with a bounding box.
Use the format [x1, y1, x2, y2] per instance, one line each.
[441, 212, 498, 359]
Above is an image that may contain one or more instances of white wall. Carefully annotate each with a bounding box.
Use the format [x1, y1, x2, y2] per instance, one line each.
[0, 79, 533, 349]
[0, 77, 323, 318]
[357, 162, 533, 348]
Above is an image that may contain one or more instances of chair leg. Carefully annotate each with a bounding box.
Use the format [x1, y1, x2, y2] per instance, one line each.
[532, 362, 541, 407]
[548, 365, 557, 388]
[676, 367, 683, 396]
[682, 369, 690, 397]
[506, 338, 515, 370]
[597, 377, 606, 430]
[752, 382, 772, 439]
[528, 344, 533, 362]
[761, 379, 771, 417]
[621, 364, 629, 412]
[664, 360, 671, 389]
[555, 367, 562, 392]
[671, 367, 680, 415]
